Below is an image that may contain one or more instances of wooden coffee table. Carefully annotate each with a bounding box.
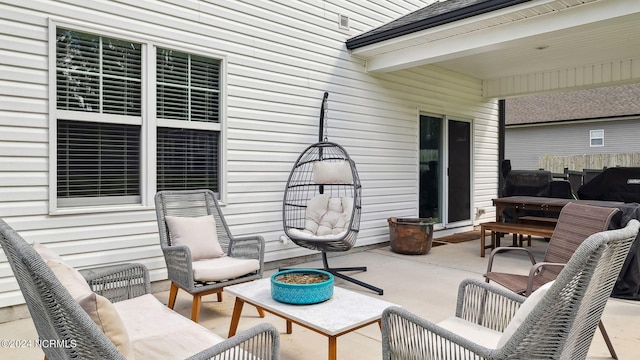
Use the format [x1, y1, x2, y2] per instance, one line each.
[225, 277, 397, 360]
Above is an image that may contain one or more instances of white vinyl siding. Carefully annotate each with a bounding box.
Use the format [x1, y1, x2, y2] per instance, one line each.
[0, 0, 499, 309]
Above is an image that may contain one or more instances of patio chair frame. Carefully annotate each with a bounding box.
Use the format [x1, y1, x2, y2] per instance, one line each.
[155, 189, 266, 322]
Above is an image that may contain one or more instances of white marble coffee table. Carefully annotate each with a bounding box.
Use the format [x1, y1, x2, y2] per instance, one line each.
[225, 277, 397, 360]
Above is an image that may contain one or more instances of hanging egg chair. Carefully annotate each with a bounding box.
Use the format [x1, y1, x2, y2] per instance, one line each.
[282, 92, 382, 295]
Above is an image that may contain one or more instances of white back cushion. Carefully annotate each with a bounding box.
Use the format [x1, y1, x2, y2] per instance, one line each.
[165, 215, 225, 261]
[313, 160, 353, 184]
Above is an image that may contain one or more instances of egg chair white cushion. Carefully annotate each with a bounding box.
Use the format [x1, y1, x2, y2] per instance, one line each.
[288, 194, 353, 241]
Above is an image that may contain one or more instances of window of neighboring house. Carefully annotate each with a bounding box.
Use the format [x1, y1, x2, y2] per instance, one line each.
[54, 27, 222, 210]
[590, 129, 604, 147]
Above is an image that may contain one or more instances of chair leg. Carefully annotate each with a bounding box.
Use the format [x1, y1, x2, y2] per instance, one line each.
[217, 292, 223, 302]
[168, 282, 179, 309]
[280, 252, 383, 294]
[191, 294, 203, 323]
[599, 320, 618, 359]
[321, 253, 383, 295]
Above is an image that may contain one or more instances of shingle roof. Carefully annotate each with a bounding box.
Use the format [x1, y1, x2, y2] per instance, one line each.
[345, 0, 530, 49]
[505, 83, 640, 125]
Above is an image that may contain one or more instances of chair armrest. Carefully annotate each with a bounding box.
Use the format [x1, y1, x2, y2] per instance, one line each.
[382, 306, 493, 360]
[229, 235, 265, 260]
[162, 245, 195, 289]
[79, 263, 150, 303]
[185, 323, 280, 360]
[485, 246, 537, 273]
[523, 262, 566, 296]
[455, 279, 525, 332]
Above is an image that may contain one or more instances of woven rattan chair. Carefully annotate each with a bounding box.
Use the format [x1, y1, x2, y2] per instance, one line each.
[382, 219, 639, 360]
[484, 202, 619, 358]
[0, 218, 280, 360]
[484, 202, 618, 295]
[155, 189, 265, 322]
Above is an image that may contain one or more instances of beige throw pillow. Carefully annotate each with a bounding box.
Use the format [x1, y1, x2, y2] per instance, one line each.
[33, 242, 64, 263]
[165, 215, 225, 261]
[32, 243, 134, 359]
[313, 160, 353, 184]
[32, 243, 92, 299]
[46, 260, 93, 299]
[78, 293, 135, 359]
[496, 280, 555, 348]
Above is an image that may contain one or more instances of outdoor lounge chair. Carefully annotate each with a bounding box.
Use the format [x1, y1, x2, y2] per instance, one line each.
[484, 202, 619, 358]
[0, 218, 280, 360]
[381, 219, 639, 360]
[155, 189, 266, 322]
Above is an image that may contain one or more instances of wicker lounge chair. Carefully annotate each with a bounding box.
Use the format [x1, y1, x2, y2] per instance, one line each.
[0, 218, 279, 360]
[155, 189, 266, 322]
[484, 202, 619, 358]
[381, 219, 639, 360]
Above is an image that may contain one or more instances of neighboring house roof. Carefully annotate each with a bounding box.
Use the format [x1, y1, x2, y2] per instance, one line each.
[505, 83, 640, 126]
[345, 0, 531, 49]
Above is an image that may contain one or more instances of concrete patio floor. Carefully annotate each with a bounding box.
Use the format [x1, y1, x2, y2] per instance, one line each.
[1, 235, 639, 359]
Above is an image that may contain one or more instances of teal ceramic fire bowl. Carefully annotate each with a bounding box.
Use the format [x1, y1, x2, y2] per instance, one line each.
[270, 269, 334, 305]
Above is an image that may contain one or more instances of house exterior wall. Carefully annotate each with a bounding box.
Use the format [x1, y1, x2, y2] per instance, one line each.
[505, 117, 640, 170]
[0, 0, 498, 308]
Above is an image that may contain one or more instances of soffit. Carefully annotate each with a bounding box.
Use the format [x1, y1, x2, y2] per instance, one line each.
[349, 0, 640, 88]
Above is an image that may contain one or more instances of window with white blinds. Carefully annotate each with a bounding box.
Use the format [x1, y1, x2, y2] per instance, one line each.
[56, 29, 142, 115]
[156, 48, 221, 192]
[57, 120, 141, 205]
[54, 27, 223, 209]
[55, 28, 142, 207]
[157, 128, 219, 192]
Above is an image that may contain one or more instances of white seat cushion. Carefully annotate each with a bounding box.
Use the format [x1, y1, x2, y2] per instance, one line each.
[165, 215, 225, 261]
[114, 294, 224, 360]
[287, 228, 348, 241]
[438, 316, 503, 349]
[191, 257, 260, 282]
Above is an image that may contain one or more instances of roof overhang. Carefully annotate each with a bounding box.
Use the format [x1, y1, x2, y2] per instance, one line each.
[348, 0, 640, 98]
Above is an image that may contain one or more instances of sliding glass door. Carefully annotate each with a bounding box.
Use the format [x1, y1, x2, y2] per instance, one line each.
[419, 115, 472, 227]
